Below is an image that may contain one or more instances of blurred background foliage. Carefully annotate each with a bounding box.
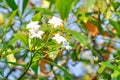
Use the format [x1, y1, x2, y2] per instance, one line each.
[0, 0, 120, 80]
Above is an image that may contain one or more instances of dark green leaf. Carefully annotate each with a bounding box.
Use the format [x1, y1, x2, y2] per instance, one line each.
[31, 62, 38, 76]
[0, 0, 3, 2]
[22, 0, 29, 14]
[5, 0, 17, 11]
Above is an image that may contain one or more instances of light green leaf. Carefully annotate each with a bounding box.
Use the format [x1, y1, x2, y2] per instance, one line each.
[3, 48, 23, 58]
[99, 62, 120, 72]
[5, 9, 18, 28]
[0, 61, 25, 66]
[68, 30, 88, 46]
[32, 12, 42, 21]
[6, 52, 16, 67]
[109, 19, 120, 33]
[55, 0, 74, 20]
[48, 51, 59, 60]
[98, 65, 105, 73]
[86, 0, 95, 9]
[96, 0, 107, 13]
[14, 33, 28, 47]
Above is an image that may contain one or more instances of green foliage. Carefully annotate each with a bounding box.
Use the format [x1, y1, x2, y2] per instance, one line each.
[14, 33, 28, 47]
[5, 0, 17, 11]
[1, 0, 120, 80]
[109, 19, 120, 34]
[69, 30, 88, 46]
[31, 62, 38, 76]
[22, 0, 29, 14]
[55, 0, 74, 20]
[32, 13, 42, 21]
[5, 9, 18, 28]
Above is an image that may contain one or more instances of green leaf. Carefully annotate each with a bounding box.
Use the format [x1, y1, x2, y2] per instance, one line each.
[3, 48, 23, 58]
[48, 51, 59, 60]
[5, 9, 18, 28]
[86, 0, 95, 9]
[6, 53, 16, 67]
[22, 0, 29, 14]
[68, 30, 88, 46]
[1, 37, 17, 54]
[98, 65, 105, 73]
[0, 61, 25, 66]
[0, 0, 3, 2]
[32, 12, 42, 21]
[99, 62, 120, 72]
[96, 0, 107, 13]
[55, 0, 74, 20]
[43, 59, 72, 78]
[109, 19, 120, 33]
[5, 0, 17, 11]
[31, 62, 38, 76]
[14, 33, 28, 47]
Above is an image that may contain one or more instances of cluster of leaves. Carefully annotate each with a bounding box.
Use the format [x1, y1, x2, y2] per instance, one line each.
[0, 0, 120, 80]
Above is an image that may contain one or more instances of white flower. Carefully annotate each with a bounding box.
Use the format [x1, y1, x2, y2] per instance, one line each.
[62, 41, 72, 50]
[27, 21, 44, 39]
[48, 16, 63, 28]
[52, 33, 67, 44]
[27, 21, 40, 30]
[30, 30, 44, 39]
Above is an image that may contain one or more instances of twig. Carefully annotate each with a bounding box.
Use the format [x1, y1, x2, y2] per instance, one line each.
[18, 53, 35, 80]
[39, 58, 68, 78]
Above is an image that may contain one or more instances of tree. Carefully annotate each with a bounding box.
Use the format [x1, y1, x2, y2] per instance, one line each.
[0, 0, 120, 80]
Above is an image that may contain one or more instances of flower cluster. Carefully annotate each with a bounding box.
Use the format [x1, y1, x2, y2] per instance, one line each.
[52, 33, 71, 50]
[26, 16, 71, 50]
[48, 16, 63, 28]
[26, 21, 44, 39]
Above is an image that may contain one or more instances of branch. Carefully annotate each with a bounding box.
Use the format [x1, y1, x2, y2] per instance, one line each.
[39, 58, 68, 78]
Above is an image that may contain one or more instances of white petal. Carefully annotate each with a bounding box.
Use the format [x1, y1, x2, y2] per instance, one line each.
[52, 33, 67, 44]
[48, 16, 63, 28]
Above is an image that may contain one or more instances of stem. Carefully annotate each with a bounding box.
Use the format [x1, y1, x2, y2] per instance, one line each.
[18, 53, 35, 80]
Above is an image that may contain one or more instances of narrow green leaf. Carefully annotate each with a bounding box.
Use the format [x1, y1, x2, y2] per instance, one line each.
[14, 33, 28, 47]
[98, 65, 105, 73]
[22, 0, 29, 14]
[5, 0, 17, 11]
[43, 59, 72, 78]
[1, 37, 17, 54]
[100, 62, 120, 72]
[3, 48, 23, 58]
[68, 30, 88, 46]
[5, 9, 18, 28]
[31, 62, 38, 76]
[109, 19, 120, 33]
[0, 61, 25, 66]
